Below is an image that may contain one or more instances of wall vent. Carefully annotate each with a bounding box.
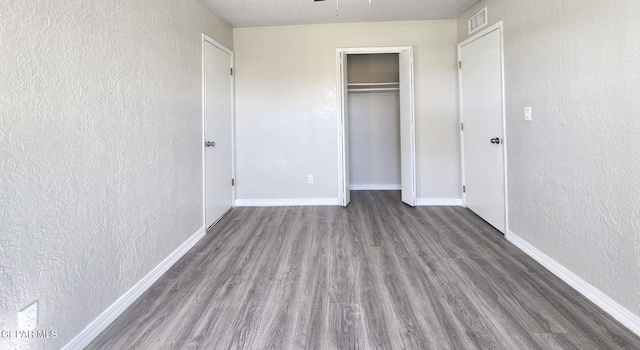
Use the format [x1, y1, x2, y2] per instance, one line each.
[469, 7, 488, 34]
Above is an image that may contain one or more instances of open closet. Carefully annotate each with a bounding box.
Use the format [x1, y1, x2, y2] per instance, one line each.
[347, 54, 401, 192]
[337, 47, 416, 207]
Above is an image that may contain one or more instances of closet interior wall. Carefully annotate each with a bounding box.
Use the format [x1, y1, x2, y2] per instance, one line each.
[347, 54, 401, 190]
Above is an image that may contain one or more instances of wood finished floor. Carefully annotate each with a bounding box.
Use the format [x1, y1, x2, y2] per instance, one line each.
[89, 191, 640, 350]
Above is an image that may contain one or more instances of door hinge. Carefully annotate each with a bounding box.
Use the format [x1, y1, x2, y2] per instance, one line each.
[461, 123, 464, 131]
[232, 179, 235, 186]
[463, 185, 466, 193]
[230, 68, 233, 76]
[458, 61, 462, 69]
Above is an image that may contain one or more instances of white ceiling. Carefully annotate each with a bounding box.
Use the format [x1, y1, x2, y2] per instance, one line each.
[203, 0, 479, 28]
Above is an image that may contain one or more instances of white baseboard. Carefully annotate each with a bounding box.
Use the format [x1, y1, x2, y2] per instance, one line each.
[235, 198, 340, 207]
[235, 198, 462, 207]
[350, 184, 401, 190]
[62, 227, 207, 350]
[416, 198, 462, 206]
[506, 230, 640, 337]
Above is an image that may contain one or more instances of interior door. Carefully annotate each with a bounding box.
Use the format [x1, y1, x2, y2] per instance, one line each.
[340, 52, 351, 206]
[399, 50, 417, 206]
[204, 40, 233, 228]
[460, 29, 506, 233]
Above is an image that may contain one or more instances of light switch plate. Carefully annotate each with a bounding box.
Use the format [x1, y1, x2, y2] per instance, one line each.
[524, 107, 532, 121]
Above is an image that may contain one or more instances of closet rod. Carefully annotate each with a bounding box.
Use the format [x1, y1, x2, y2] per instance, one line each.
[347, 82, 399, 86]
[348, 87, 400, 92]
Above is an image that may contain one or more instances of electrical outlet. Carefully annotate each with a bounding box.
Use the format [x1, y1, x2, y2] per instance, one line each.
[18, 301, 38, 331]
[308, 175, 314, 184]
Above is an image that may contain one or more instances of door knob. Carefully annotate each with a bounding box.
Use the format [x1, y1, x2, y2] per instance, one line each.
[490, 138, 501, 144]
[205, 141, 216, 147]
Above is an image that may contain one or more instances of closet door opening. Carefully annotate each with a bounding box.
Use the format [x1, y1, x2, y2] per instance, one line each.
[348, 54, 401, 192]
[337, 47, 416, 207]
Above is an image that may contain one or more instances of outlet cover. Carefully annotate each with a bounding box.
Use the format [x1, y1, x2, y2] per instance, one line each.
[18, 301, 38, 331]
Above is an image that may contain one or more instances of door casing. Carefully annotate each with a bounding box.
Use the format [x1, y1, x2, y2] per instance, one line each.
[336, 46, 417, 207]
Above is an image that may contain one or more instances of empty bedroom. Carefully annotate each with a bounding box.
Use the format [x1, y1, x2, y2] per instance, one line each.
[2, 0, 639, 349]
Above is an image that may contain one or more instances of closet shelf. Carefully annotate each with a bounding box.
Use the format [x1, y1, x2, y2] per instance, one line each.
[347, 82, 400, 93]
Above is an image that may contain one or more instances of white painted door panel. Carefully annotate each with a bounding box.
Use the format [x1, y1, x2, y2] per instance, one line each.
[204, 41, 233, 228]
[399, 50, 416, 206]
[460, 29, 506, 233]
[340, 52, 351, 206]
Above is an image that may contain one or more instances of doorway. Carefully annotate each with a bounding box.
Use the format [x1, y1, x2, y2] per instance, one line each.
[337, 47, 417, 207]
[202, 35, 234, 229]
[348, 54, 401, 193]
[458, 23, 508, 233]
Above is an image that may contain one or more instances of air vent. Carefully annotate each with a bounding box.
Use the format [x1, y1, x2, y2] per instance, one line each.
[469, 7, 488, 34]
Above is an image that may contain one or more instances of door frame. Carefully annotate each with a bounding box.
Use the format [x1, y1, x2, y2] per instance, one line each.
[457, 21, 509, 233]
[201, 34, 235, 229]
[336, 46, 417, 206]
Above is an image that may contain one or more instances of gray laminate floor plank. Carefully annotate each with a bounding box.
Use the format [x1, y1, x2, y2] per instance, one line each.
[88, 191, 640, 350]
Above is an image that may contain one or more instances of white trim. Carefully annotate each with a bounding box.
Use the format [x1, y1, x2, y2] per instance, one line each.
[459, 21, 502, 47]
[457, 39, 465, 207]
[506, 231, 640, 337]
[201, 35, 207, 229]
[336, 46, 413, 54]
[235, 198, 340, 207]
[497, 23, 510, 236]
[202, 34, 235, 230]
[202, 34, 232, 55]
[337, 51, 348, 206]
[399, 49, 417, 206]
[350, 184, 401, 191]
[62, 227, 206, 350]
[229, 47, 236, 208]
[458, 22, 509, 234]
[416, 198, 463, 206]
[336, 46, 417, 207]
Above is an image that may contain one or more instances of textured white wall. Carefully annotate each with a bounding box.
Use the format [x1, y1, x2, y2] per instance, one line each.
[233, 21, 460, 201]
[0, 0, 232, 348]
[458, 0, 640, 316]
[348, 92, 401, 188]
[347, 53, 399, 84]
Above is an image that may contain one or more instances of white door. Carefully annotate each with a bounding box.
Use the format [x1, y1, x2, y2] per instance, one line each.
[460, 28, 506, 233]
[204, 39, 233, 228]
[399, 50, 417, 206]
[339, 52, 351, 206]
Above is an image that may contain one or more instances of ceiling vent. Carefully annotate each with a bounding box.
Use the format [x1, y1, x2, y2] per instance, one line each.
[468, 7, 488, 34]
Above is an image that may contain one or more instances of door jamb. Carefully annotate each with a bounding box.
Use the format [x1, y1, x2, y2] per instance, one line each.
[202, 34, 235, 230]
[457, 21, 509, 234]
[336, 46, 416, 207]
